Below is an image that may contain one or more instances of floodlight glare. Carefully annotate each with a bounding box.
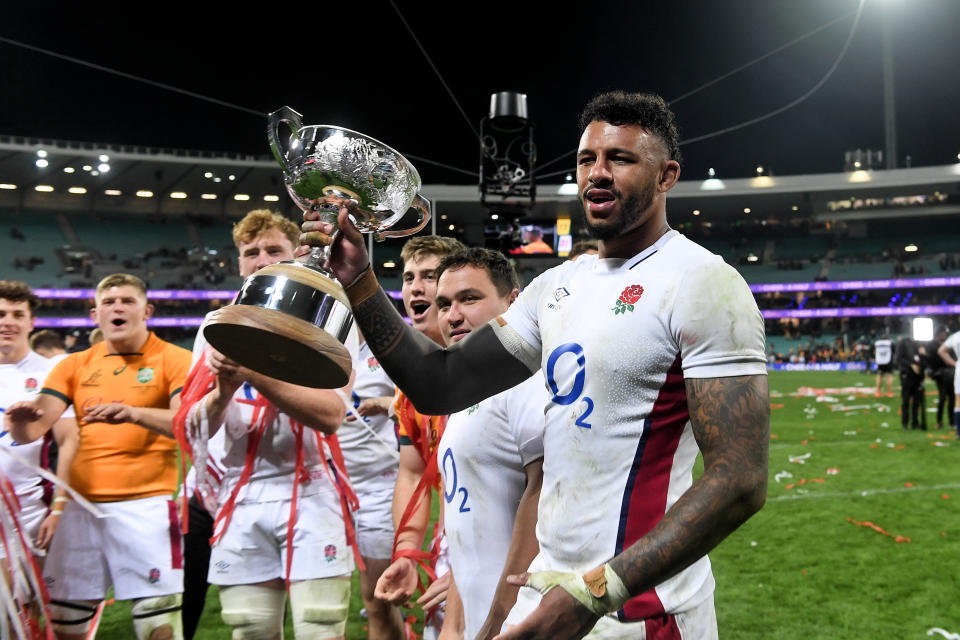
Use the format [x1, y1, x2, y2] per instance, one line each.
[136, 190, 154, 198]
[64, 167, 75, 174]
[36, 150, 48, 158]
[170, 192, 188, 199]
[263, 195, 280, 202]
[201, 193, 217, 200]
[104, 189, 122, 196]
[83, 165, 92, 171]
[912, 317, 933, 342]
[448, 224, 455, 231]
[35, 185, 54, 192]
[0, 184, 17, 190]
[68, 187, 87, 194]
[99, 154, 109, 162]
[204, 171, 213, 178]
[35, 159, 48, 168]
[693, 209, 701, 216]
[98, 163, 110, 173]
[233, 194, 250, 201]
[491, 214, 499, 220]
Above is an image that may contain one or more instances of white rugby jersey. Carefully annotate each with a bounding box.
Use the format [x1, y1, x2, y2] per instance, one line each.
[337, 340, 399, 488]
[192, 319, 359, 504]
[0, 351, 75, 505]
[944, 331, 960, 394]
[874, 339, 893, 366]
[499, 230, 766, 622]
[438, 372, 545, 639]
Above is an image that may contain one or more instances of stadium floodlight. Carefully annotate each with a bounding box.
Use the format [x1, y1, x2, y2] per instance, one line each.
[104, 189, 122, 196]
[63, 167, 75, 174]
[99, 154, 109, 163]
[201, 193, 217, 200]
[440, 214, 447, 220]
[35, 159, 48, 168]
[904, 243, 918, 252]
[743, 207, 751, 214]
[491, 214, 499, 220]
[756, 166, 764, 175]
[214, 177, 222, 183]
[912, 317, 933, 342]
[82, 165, 92, 171]
[67, 187, 87, 194]
[700, 167, 725, 191]
[204, 171, 213, 178]
[228, 174, 236, 181]
[263, 195, 280, 202]
[34, 185, 54, 192]
[170, 192, 188, 199]
[0, 184, 18, 190]
[693, 209, 701, 216]
[448, 224, 455, 231]
[36, 149, 47, 158]
[747, 254, 759, 262]
[98, 163, 110, 173]
[383, 260, 396, 268]
[233, 194, 250, 201]
[136, 190, 154, 198]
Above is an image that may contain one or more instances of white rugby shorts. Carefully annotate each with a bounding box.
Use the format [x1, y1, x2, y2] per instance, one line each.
[354, 469, 397, 561]
[43, 496, 184, 601]
[208, 480, 353, 586]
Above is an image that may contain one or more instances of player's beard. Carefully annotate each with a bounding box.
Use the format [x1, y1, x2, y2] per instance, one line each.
[583, 178, 657, 241]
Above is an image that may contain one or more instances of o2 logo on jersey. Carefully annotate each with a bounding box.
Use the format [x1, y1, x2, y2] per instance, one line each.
[441, 449, 470, 513]
[545, 342, 594, 429]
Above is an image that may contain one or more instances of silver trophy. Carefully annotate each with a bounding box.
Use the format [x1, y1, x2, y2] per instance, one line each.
[203, 106, 431, 388]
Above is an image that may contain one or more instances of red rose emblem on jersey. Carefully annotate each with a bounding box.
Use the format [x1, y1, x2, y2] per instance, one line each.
[324, 544, 337, 562]
[24, 378, 38, 391]
[612, 285, 643, 314]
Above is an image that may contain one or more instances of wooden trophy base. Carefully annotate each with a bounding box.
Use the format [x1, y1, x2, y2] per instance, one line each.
[203, 304, 352, 389]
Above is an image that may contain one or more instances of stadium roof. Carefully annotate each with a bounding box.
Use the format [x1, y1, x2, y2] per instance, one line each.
[2, 0, 960, 188]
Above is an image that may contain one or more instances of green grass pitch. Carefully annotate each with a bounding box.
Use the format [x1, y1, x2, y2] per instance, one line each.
[91, 370, 959, 638]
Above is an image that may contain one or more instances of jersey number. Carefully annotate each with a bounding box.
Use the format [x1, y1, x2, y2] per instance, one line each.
[546, 342, 594, 429]
[441, 449, 470, 512]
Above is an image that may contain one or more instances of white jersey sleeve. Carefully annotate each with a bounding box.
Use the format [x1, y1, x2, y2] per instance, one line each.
[496, 272, 548, 372]
[503, 373, 546, 466]
[671, 258, 768, 379]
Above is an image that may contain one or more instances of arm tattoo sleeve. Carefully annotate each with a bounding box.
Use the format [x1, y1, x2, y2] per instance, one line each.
[608, 374, 769, 596]
[351, 287, 535, 414]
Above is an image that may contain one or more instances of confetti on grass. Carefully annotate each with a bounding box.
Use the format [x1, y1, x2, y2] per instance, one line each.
[846, 518, 911, 543]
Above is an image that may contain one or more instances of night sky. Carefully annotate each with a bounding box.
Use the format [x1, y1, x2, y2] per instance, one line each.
[3, 0, 959, 185]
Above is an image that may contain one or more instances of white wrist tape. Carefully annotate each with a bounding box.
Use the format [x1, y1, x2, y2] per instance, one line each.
[523, 564, 630, 617]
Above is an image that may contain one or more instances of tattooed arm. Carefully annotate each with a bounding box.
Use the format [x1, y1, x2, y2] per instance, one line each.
[608, 373, 769, 592]
[299, 204, 534, 415]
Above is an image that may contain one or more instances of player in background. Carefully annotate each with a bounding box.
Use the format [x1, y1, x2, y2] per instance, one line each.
[874, 332, 894, 396]
[6, 273, 190, 640]
[372, 236, 463, 640]
[430, 249, 545, 640]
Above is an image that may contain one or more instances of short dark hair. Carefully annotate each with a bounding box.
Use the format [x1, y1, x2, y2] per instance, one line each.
[578, 91, 681, 165]
[436, 247, 520, 298]
[0, 280, 39, 314]
[29, 329, 64, 352]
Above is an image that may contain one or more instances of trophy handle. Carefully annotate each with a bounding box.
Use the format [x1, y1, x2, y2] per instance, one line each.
[375, 194, 432, 240]
[268, 106, 304, 176]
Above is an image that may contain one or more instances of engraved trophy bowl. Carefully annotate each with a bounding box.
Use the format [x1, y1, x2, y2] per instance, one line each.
[203, 106, 431, 388]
